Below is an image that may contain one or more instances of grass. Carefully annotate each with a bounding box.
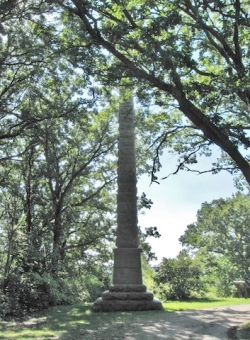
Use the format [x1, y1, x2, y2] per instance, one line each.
[0, 298, 249, 340]
[162, 296, 250, 311]
[237, 320, 250, 339]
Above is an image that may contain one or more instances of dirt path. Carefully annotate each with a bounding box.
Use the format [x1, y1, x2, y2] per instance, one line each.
[88, 304, 250, 340]
[3, 304, 249, 339]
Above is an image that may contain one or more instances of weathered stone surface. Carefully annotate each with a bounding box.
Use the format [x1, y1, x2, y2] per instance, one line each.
[119, 121, 134, 129]
[117, 174, 136, 184]
[119, 129, 135, 137]
[115, 235, 139, 248]
[119, 136, 135, 147]
[102, 290, 154, 300]
[118, 203, 137, 215]
[119, 111, 133, 121]
[118, 213, 137, 225]
[109, 284, 146, 292]
[119, 147, 135, 156]
[93, 297, 162, 312]
[118, 154, 135, 164]
[113, 248, 142, 283]
[118, 164, 136, 176]
[117, 187, 137, 198]
[116, 227, 137, 243]
[113, 268, 142, 284]
[118, 195, 135, 203]
[118, 183, 137, 193]
[113, 256, 140, 267]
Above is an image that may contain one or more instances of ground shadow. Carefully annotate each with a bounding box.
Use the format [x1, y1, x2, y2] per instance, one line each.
[0, 303, 249, 340]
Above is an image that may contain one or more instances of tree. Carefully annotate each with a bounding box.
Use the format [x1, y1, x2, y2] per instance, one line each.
[45, 0, 250, 186]
[154, 250, 205, 300]
[0, 1, 62, 144]
[1, 4, 163, 315]
[0, 36, 120, 314]
[180, 193, 250, 294]
[0, 108, 117, 315]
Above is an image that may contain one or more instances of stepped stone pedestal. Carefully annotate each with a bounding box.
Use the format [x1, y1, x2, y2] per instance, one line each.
[93, 248, 162, 312]
[93, 96, 162, 312]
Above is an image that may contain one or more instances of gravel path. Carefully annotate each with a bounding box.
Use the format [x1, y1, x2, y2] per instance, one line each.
[104, 304, 250, 340]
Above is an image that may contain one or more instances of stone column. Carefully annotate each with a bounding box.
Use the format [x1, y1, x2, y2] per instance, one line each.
[93, 98, 162, 312]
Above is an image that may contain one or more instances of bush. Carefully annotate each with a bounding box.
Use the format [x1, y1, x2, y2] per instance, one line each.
[78, 273, 110, 302]
[152, 283, 172, 301]
[0, 272, 78, 318]
[154, 251, 205, 300]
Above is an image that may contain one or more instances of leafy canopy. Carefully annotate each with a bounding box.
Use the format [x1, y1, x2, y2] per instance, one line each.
[45, 0, 250, 185]
[180, 192, 250, 283]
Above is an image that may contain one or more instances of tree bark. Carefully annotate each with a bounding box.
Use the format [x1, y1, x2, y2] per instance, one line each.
[51, 202, 63, 276]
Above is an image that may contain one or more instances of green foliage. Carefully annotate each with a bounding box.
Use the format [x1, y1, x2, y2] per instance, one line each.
[79, 274, 110, 303]
[0, 14, 117, 314]
[154, 250, 205, 300]
[0, 271, 77, 318]
[0, 105, 117, 314]
[47, 0, 250, 186]
[180, 192, 250, 297]
[3, 0, 250, 317]
[0, 3, 165, 317]
[141, 256, 155, 290]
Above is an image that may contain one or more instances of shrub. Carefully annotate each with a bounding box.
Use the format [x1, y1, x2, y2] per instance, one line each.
[0, 272, 77, 318]
[154, 251, 205, 300]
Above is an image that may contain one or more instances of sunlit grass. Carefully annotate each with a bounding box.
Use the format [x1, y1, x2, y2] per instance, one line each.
[162, 297, 250, 311]
[0, 298, 249, 340]
[242, 320, 250, 328]
[0, 328, 59, 339]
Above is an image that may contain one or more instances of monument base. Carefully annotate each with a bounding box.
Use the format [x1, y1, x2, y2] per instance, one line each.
[93, 284, 162, 312]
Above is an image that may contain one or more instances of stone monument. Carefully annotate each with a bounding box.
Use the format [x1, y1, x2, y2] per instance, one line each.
[93, 96, 162, 311]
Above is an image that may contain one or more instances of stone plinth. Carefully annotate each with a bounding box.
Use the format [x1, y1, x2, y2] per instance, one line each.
[93, 296, 162, 312]
[93, 248, 162, 312]
[93, 284, 162, 312]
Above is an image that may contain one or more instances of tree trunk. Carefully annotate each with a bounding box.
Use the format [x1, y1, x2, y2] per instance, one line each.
[51, 203, 63, 276]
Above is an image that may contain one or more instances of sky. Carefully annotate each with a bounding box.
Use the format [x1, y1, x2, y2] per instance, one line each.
[137, 147, 238, 264]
